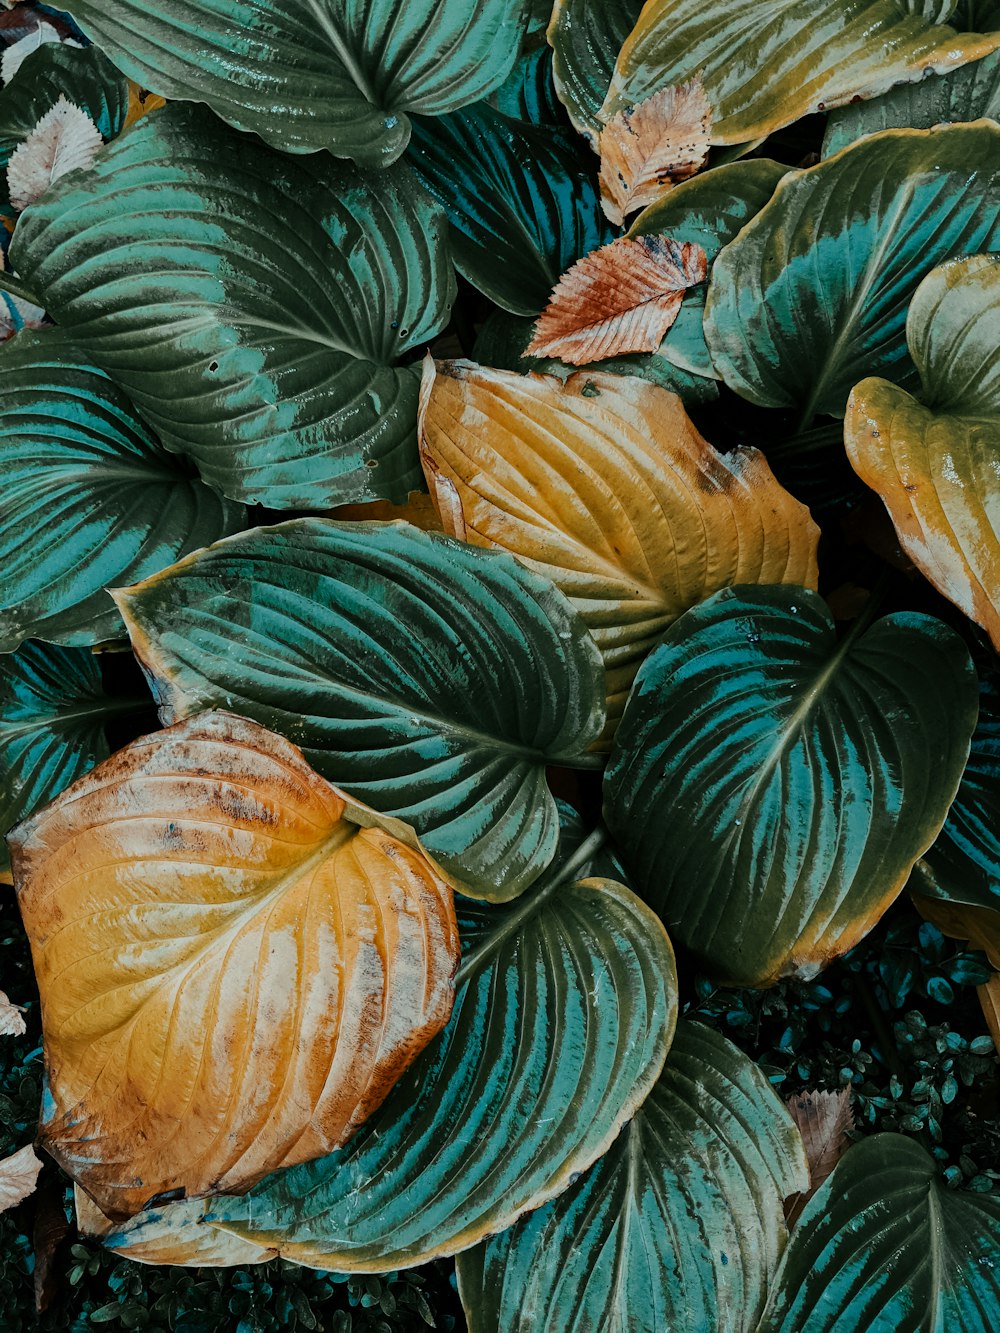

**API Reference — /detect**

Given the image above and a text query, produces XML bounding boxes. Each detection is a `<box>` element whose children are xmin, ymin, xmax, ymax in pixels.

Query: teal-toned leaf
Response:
<box><xmin>548</xmin><ymin>0</ymin><xmax>645</xmax><ymax>142</ymax></box>
<box><xmin>456</xmin><ymin>1021</ymin><xmax>808</xmax><ymax>1333</ymax></box>
<box><xmin>0</xmin><ymin>641</ymin><xmax>146</xmax><ymax>880</ymax></box>
<box><xmin>208</xmin><ymin>832</ymin><xmax>677</xmax><ymax>1270</ymax></box>
<box><xmin>60</xmin><ymin>0</ymin><xmax>528</xmax><ymax>166</ymax></box>
<box><xmin>823</xmin><ymin>50</ymin><xmax>1000</xmax><ymax>157</ymax></box>
<box><xmin>9</xmin><ymin>104</ymin><xmax>455</xmax><ymax>509</ymax></box>
<box><xmin>0</xmin><ymin>331</ymin><xmax>244</xmax><ymax>651</ymax></box>
<box><xmin>408</xmin><ymin>103</ymin><xmax>611</xmax><ymax>316</ymax></box>
<box><xmin>604</xmin><ymin>585</ymin><xmax>978</xmax><ymax>986</ymax></box>
<box><xmin>760</xmin><ymin>1134</ymin><xmax>1000</xmax><ymax>1331</ymax></box>
<box><xmin>74</xmin><ymin>1187</ymin><xmax>274</xmax><ymax>1268</ymax></box>
<box><xmin>704</xmin><ymin>122</ymin><xmax>1000</xmax><ymax>423</ymax></box>
<box><xmin>628</xmin><ymin>158</ymin><xmax>788</xmax><ymax>378</ymax></box>
<box><xmin>491</xmin><ymin>47</ymin><xmax>566</xmax><ymax>126</ymax></box>
<box><xmin>114</xmin><ymin>519</ymin><xmax>606</xmax><ymax>900</ymax></box>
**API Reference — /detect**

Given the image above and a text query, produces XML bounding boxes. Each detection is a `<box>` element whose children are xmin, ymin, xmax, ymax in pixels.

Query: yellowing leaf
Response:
<box><xmin>10</xmin><ymin>710</ymin><xmax>459</xmax><ymax>1220</ymax></box>
<box><xmin>74</xmin><ymin>1186</ymin><xmax>274</xmax><ymax>1267</ymax></box>
<box><xmin>122</xmin><ymin>83</ymin><xmax>167</xmax><ymax>129</ymax></box>
<box><xmin>0</xmin><ymin>1143</ymin><xmax>41</xmax><ymax>1214</ymax></box>
<box><xmin>327</xmin><ymin>492</ymin><xmax>443</xmax><ymax>532</ymax></box>
<box><xmin>418</xmin><ymin>359</ymin><xmax>819</xmax><ymax>732</ymax></box>
<box><xmin>598</xmin><ymin>79</ymin><xmax>711</xmax><ymax>226</ymax></box>
<box><xmin>0</xmin><ymin>989</ymin><xmax>25</xmax><ymax>1036</ymax></box>
<box><xmin>7</xmin><ymin>95</ymin><xmax>102</xmax><ymax>212</ymax></box>
<box><xmin>913</xmin><ymin>895</ymin><xmax>1000</xmax><ymax>970</ymax></box>
<box><xmin>525</xmin><ymin>235</ymin><xmax>706</xmax><ymax>365</ymax></box>
<box><xmin>978</xmin><ymin>975</ymin><xmax>1000</xmax><ymax>1057</ymax></box>
<box><xmin>784</xmin><ymin>1087</ymin><xmax>854</xmax><ymax>1225</ymax></box>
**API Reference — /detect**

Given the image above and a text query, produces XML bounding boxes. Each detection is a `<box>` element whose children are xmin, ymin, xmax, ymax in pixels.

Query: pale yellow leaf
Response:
<box><xmin>0</xmin><ymin>988</ymin><xmax>25</xmax><ymax>1036</ymax></box>
<box><xmin>0</xmin><ymin>1143</ymin><xmax>42</xmax><ymax>1214</ymax></box>
<box><xmin>75</xmin><ymin>1185</ymin><xmax>274</xmax><ymax>1267</ymax></box>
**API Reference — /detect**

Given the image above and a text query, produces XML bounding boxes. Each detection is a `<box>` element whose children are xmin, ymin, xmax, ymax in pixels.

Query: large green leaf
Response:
<box><xmin>603</xmin><ymin>585</ymin><xmax>977</xmax><ymax>986</ymax></box>
<box><xmin>407</xmin><ymin>103</ymin><xmax>610</xmax><ymax>316</ymax></box>
<box><xmin>602</xmin><ymin>0</ymin><xmax>1000</xmax><ymax>146</ymax></box>
<box><xmin>760</xmin><ymin>1134</ymin><xmax>1000</xmax><ymax>1331</ymax></box>
<box><xmin>60</xmin><ymin>0</ymin><xmax>528</xmax><ymax>166</ymax></box>
<box><xmin>115</xmin><ymin>519</ymin><xmax>606</xmax><ymax>900</ymax></box>
<box><xmin>547</xmin><ymin>0</ymin><xmax>645</xmax><ymax>142</ymax></box>
<box><xmin>0</xmin><ymin>641</ymin><xmax>147</xmax><ymax>880</ymax></box>
<box><xmin>9</xmin><ymin>104</ymin><xmax>455</xmax><ymax>510</ymax></box>
<box><xmin>207</xmin><ymin>828</ymin><xmax>677</xmax><ymax>1270</ymax></box>
<box><xmin>0</xmin><ymin>331</ymin><xmax>244</xmax><ymax>651</ymax></box>
<box><xmin>704</xmin><ymin>122</ymin><xmax>1000</xmax><ymax>423</ymax></box>
<box><xmin>491</xmin><ymin>48</ymin><xmax>566</xmax><ymax>126</ymax></box>
<box><xmin>456</xmin><ymin>1021</ymin><xmax>808</xmax><ymax>1333</ymax></box>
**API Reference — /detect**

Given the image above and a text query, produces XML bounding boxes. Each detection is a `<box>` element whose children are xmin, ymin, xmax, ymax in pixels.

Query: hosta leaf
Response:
<box><xmin>846</xmin><ymin>254</ymin><xmax>1000</xmax><ymax>648</ymax></box>
<box><xmin>704</xmin><ymin>122</ymin><xmax>1000</xmax><ymax>421</ymax></box>
<box><xmin>60</xmin><ymin>0</ymin><xmax>528</xmax><ymax>166</ymax></box>
<box><xmin>491</xmin><ymin>47</ymin><xmax>565</xmax><ymax>126</ymax></box>
<box><xmin>914</xmin><ymin>896</ymin><xmax>1000</xmax><ymax>969</ymax></box>
<box><xmin>604</xmin><ymin>585</ymin><xmax>977</xmax><ymax>986</ymax></box>
<box><xmin>9</xmin><ymin>104</ymin><xmax>455</xmax><ymax>509</ymax></box>
<box><xmin>407</xmin><ymin>103</ymin><xmax>611</xmax><ymax>316</ymax></box>
<box><xmin>760</xmin><ymin>1134</ymin><xmax>1000</xmax><ymax>1331</ymax></box>
<box><xmin>114</xmin><ymin>519</ymin><xmax>606</xmax><ymax>900</ymax></box>
<box><xmin>208</xmin><ymin>836</ymin><xmax>677</xmax><ymax>1269</ymax></box>
<box><xmin>548</xmin><ymin>0</ymin><xmax>645</xmax><ymax>143</ymax></box>
<box><xmin>74</xmin><ymin>1187</ymin><xmax>274</xmax><ymax>1268</ymax></box>
<box><xmin>9</xmin><ymin>710</ymin><xmax>459</xmax><ymax>1219</ymax></box>
<box><xmin>978</xmin><ymin>972</ymin><xmax>1000</xmax><ymax>1055</ymax></box>
<box><xmin>419</xmin><ymin>361</ymin><xmax>818</xmax><ymax>733</ymax></box>
<box><xmin>456</xmin><ymin>1021</ymin><xmax>808</xmax><ymax>1333</ymax></box>
<box><xmin>0</xmin><ymin>331</ymin><xmax>245</xmax><ymax>651</ymax></box>
<box><xmin>0</xmin><ymin>640</ymin><xmax>145</xmax><ymax>882</ymax></box>
<box><xmin>602</xmin><ymin>0</ymin><xmax>1000</xmax><ymax>147</ymax></box>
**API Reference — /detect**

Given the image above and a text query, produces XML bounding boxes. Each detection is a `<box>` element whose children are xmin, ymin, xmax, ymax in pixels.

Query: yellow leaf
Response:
<box><xmin>0</xmin><ymin>1143</ymin><xmax>41</xmax><ymax>1214</ymax></box>
<box><xmin>525</xmin><ymin>235</ymin><xmax>706</xmax><ymax>365</ymax></box>
<box><xmin>912</xmin><ymin>895</ymin><xmax>1000</xmax><ymax>970</ymax></box>
<box><xmin>123</xmin><ymin>83</ymin><xmax>167</xmax><ymax>129</ymax></box>
<box><xmin>977</xmin><ymin>975</ymin><xmax>1000</xmax><ymax>1056</ymax></box>
<box><xmin>10</xmin><ymin>710</ymin><xmax>459</xmax><ymax>1220</ymax></box>
<box><xmin>418</xmin><ymin>359</ymin><xmax>819</xmax><ymax>734</ymax></box>
<box><xmin>598</xmin><ymin>79</ymin><xmax>711</xmax><ymax>226</ymax></box>
<box><xmin>784</xmin><ymin>1087</ymin><xmax>854</xmax><ymax>1225</ymax></box>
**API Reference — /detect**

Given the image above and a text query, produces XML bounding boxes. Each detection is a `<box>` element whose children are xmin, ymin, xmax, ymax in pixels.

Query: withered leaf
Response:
<box><xmin>0</xmin><ymin>988</ymin><xmax>26</xmax><ymax>1036</ymax></box>
<box><xmin>978</xmin><ymin>975</ymin><xmax>1000</xmax><ymax>1057</ymax></box>
<box><xmin>0</xmin><ymin>1143</ymin><xmax>42</xmax><ymax>1214</ymax></box>
<box><xmin>525</xmin><ymin>234</ymin><xmax>706</xmax><ymax>366</ymax></box>
<box><xmin>784</xmin><ymin>1087</ymin><xmax>854</xmax><ymax>1225</ymax></box>
<box><xmin>7</xmin><ymin>96</ymin><xmax>102</xmax><ymax>212</ymax></box>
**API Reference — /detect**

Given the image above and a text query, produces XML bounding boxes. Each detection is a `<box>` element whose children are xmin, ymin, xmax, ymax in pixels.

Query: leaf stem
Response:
<box><xmin>562</xmin><ymin>751</ymin><xmax>608</xmax><ymax>771</ymax></box>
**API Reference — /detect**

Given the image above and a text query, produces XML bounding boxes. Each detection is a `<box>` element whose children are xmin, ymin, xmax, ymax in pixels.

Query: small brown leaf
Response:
<box><xmin>0</xmin><ymin>989</ymin><xmax>26</xmax><ymax>1036</ymax></box>
<box><xmin>0</xmin><ymin>1143</ymin><xmax>42</xmax><ymax>1214</ymax></box>
<box><xmin>525</xmin><ymin>235</ymin><xmax>706</xmax><ymax>366</ymax></box>
<box><xmin>599</xmin><ymin>79</ymin><xmax>711</xmax><ymax>227</ymax></box>
<box><xmin>33</xmin><ymin>1172</ymin><xmax>70</xmax><ymax>1312</ymax></box>
<box><xmin>784</xmin><ymin>1087</ymin><xmax>854</xmax><ymax>1225</ymax></box>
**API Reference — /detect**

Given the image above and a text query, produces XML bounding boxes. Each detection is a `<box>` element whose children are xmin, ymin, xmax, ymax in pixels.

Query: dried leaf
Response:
<box><xmin>978</xmin><ymin>975</ymin><xmax>1000</xmax><ymax>1057</ymax></box>
<box><xmin>0</xmin><ymin>988</ymin><xmax>25</xmax><ymax>1036</ymax></box>
<box><xmin>913</xmin><ymin>895</ymin><xmax>1000</xmax><ymax>970</ymax></box>
<box><xmin>75</xmin><ymin>1185</ymin><xmax>274</xmax><ymax>1267</ymax></box>
<box><xmin>0</xmin><ymin>1143</ymin><xmax>42</xmax><ymax>1214</ymax></box>
<box><xmin>33</xmin><ymin>1172</ymin><xmax>70</xmax><ymax>1312</ymax></box>
<box><xmin>599</xmin><ymin>79</ymin><xmax>711</xmax><ymax>226</ymax></box>
<box><xmin>7</xmin><ymin>95</ymin><xmax>103</xmax><ymax>212</ymax></box>
<box><xmin>525</xmin><ymin>234</ymin><xmax>706</xmax><ymax>365</ymax></box>
<box><xmin>327</xmin><ymin>491</ymin><xmax>443</xmax><ymax>532</ymax></box>
<box><xmin>784</xmin><ymin>1088</ymin><xmax>854</xmax><ymax>1225</ymax></box>
<box><xmin>123</xmin><ymin>83</ymin><xmax>167</xmax><ymax>130</ymax></box>
<box><xmin>0</xmin><ymin>21</ymin><xmax>78</xmax><ymax>84</ymax></box>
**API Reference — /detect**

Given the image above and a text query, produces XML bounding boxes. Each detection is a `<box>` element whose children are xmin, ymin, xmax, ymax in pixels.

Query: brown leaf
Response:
<box><xmin>33</xmin><ymin>1172</ymin><xmax>70</xmax><ymax>1312</ymax></box>
<box><xmin>913</xmin><ymin>896</ymin><xmax>1000</xmax><ymax>970</ymax></box>
<box><xmin>0</xmin><ymin>1143</ymin><xmax>42</xmax><ymax>1214</ymax></box>
<box><xmin>598</xmin><ymin>79</ymin><xmax>711</xmax><ymax>226</ymax></box>
<box><xmin>978</xmin><ymin>975</ymin><xmax>1000</xmax><ymax>1056</ymax></box>
<box><xmin>784</xmin><ymin>1087</ymin><xmax>854</xmax><ymax>1225</ymax></box>
<box><xmin>0</xmin><ymin>988</ymin><xmax>26</xmax><ymax>1036</ymax></box>
<box><xmin>525</xmin><ymin>234</ymin><xmax>706</xmax><ymax>366</ymax></box>
<box><xmin>327</xmin><ymin>491</ymin><xmax>443</xmax><ymax>532</ymax></box>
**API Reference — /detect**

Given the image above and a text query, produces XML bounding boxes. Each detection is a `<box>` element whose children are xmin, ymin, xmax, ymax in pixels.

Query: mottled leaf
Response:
<box><xmin>548</xmin><ymin>0</ymin><xmax>645</xmax><ymax>143</ymax></box>
<box><xmin>784</xmin><ymin>1087</ymin><xmax>854</xmax><ymax>1225</ymax></box>
<box><xmin>74</xmin><ymin>1187</ymin><xmax>274</xmax><ymax>1268</ymax></box>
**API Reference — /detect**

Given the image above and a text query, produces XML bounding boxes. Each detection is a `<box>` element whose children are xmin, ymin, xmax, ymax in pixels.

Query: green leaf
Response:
<box><xmin>0</xmin><ymin>641</ymin><xmax>145</xmax><ymax>880</ymax></box>
<box><xmin>0</xmin><ymin>331</ymin><xmax>245</xmax><ymax>651</ymax></box>
<box><xmin>60</xmin><ymin>0</ymin><xmax>528</xmax><ymax>166</ymax></box>
<box><xmin>823</xmin><ymin>50</ymin><xmax>1000</xmax><ymax>157</ymax></box>
<box><xmin>760</xmin><ymin>1134</ymin><xmax>1000</xmax><ymax>1331</ymax></box>
<box><xmin>603</xmin><ymin>585</ymin><xmax>978</xmax><ymax>986</ymax></box>
<box><xmin>491</xmin><ymin>47</ymin><xmax>566</xmax><ymax>126</ymax></box>
<box><xmin>704</xmin><ymin>122</ymin><xmax>1000</xmax><ymax>423</ymax></box>
<box><xmin>602</xmin><ymin>0</ymin><xmax>1000</xmax><ymax>147</ymax></box>
<box><xmin>407</xmin><ymin>103</ymin><xmax>611</xmax><ymax>316</ymax></box>
<box><xmin>207</xmin><ymin>829</ymin><xmax>677</xmax><ymax>1270</ymax></box>
<box><xmin>9</xmin><ymin>103</ymin><xmax>455</xmax><ymax>510</ymax></box>
<box><xmin>114</xmin><ymin>518</ymin><xmax>606</xmax><ymax>900</ymax></box>
<box><xmin>548</xmin><ymin>0</ymin><xmax>645</xmax><ymax>142</ymax></box>
<box><xmin>628</xmin><ymin>158</ymin><xmax>789</xmax><ymax>378</ymax></box>
<box><xmin>456</xmin><ymin>1021</ymin><xmax>808</xmax><ymax>1333</ymax></box>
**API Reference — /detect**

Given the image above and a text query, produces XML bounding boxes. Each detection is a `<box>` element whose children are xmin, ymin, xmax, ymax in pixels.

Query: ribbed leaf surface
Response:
<box><xmin>548</xmin><ymin>0</ymin><xmax>645</xmax><ymax>141</ymax></box>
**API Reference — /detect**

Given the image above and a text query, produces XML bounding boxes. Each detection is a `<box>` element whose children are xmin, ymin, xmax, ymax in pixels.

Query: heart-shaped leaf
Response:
<box><xmin>846</xmin><ymin>254</ymin><xmax>1000</xmax><ymax>648</ymax></box>
<box><xmin>419</xmin><ymin>361</ymin><xmax>819</xmax><ymax>733</ymax></box>
<box><xmin>74</xmin><ymin>1187</ymin><xmax>274</xmax><ymax>1268</ymax></box>
<box><xmin>602</xmin><ymin>0</ymin><xmax>1000</xmax><ymax>147</ymax></box>
<box><xmin>760</xmin><ymin>1134</ymin><xmax>1000</xmax><ymax>1331</ymax></box>
<box><xmin>491</xmin><ymin>47</ymin><xmax>566</xmax><ymax>126</ymax></box>
<box><xmin>456</xmin><ymin>1020</ymin><xmax>808</xmax><ymax>1333</ymax></box>
<box><xmin>604</xmin><ymin>586</ymin><xmax>978</xmax><ymax>985</ymax></box>
<box><xmin>114</xmin><ymin>519</ymin><xmax>606</xmax><ymax>900</ymax></box>
<box><xmin>0</xmin><ymin>331</ymin><xmax>245</xmax><ymax>651</ymax></box>
<box><xmin>548</xmin><ymin>0</ymin><xmax>645</xmax><ymax>142</ymax></box>
<box><xmin>407</xmin><ymin>103</ymin><xmax>611</xmax><ymax>316</ymax></box>
<box><xmin>704</xmin><ymin>122</ymin><xmax>1000</xmax><ymax>422</ymax></box>
<box><xmin>9</xmin><ymin>104</ymin><xmax>455</xmax><ymax>509</ymax></box>
<box><xmin>1</xmin><ymin>640</ymin><xmax>147</xmax><ymax>882</ymax></box>
<box><xmin>9</xmin><ymin>710</ymin><xmax>459</xmax><ymax>1219</ymax></box>
<box><xmin>60</xmin><ymin>0</ymin><xmax>527</xmax><ymax>165</ymax></box>
<box><xmin>207</xmin><ymin>828</ymin><xmax>677</xmax><ymax>1270</ymax></box>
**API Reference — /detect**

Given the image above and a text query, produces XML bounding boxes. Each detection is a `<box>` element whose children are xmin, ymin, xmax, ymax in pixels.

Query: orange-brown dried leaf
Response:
<box><xmin>0</xmin><ymin>1143</ymin><xmax>41</xmax><ymax>1214</ymax></box>
<box><xmin>784</xmin><ymin>1087</ymin><xmax>854</xmax><ymax>1225</ymax></box>
<box><xmin>327</xmin><ymin>492</ymin><xmax>443</xmax><ymax>532</ymax></box>
<box><xmin>978</xmin><ymin>974</ymin><xmax>1000</xmax><ymax>1057</ymax></box>
<box><xmin>123</xmin><ymin>84</ymin><xmax>167</xmax><ymax>129</ymax></box>
<box><xmin>10</xmin><ymin>710</ymin><xmax>459</xmax><ymax>1220</ymax></box>
<box><xmin>598</xmin><ymin>79</ymin><xmax>711</xmax><ymax>226</ymax></box>
<box><xmin>525</xmin><ymin>235</ymin><xmax>705</xmax><ymax>366</ymax></box>
<box><xmin>912</xmin><ymin>895</ymin><xmax>1000</xmax><ymax>970</ymax></box>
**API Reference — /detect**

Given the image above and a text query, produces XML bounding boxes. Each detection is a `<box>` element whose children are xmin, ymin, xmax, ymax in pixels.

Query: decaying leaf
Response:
<box><xmin>33</xmin><ymin>1172</ymin><xmax>71</xmax><ymax>1312</ymax></box>
<box><xmin>0</xmin><ymin>988</ymin><xmax>25</xmax><ymax>1036</ymax></box>
<box><xmin>327</xmin><ymin>492</ymin><xmax>443</xmax><ymax>532</ymax></box>
<box><xmin>7</xmin><ymin>95</ymin><xmax>102</xmax><ymax>211</ymax></box>
<box><xmin>10</xmin><ymin>710</ymin><xmax>459</xmax><ymax>1219</ymax></box>
<box><xmin>784</xmin><ymin>1087</ymin><xmax>854</xmax><ymax>1225</ymax></box>
<box><xmin>122</xmin><ymin>83</ymin><xmax>167</xmax><ymax>130</ymax></box>
<box><xmin>75</xmin><ymin>1185</ymin><xmax>274</xmax><ymax>1267</ymax></box>
<box><xmin>1</xmin><ymin>21</ymin><xmax>78</xmax><ymax>85</ymax></box>
<box><xmin>912</xmin><ymin>895</ymin><xmax>1000</xmax><ymax>970</ymax></box>
<box><xmin>0</xmin><ymin>1143</ymin><xmax>42</xmax><ymax>1214</ymax></box>
<box><xmin>525</xmin><ymin>235</ymin><xmax>706</xmax><ymax>365</ymax></box>
<box><xmin>599</xmin><ymin>79</ymin><xmax>711</xmax><ymax>226</ymax></box>
<box><xmin>978</xmin><ymin>975</ymin><xmax>1000</xmax><ymax>1057</ymax></box>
